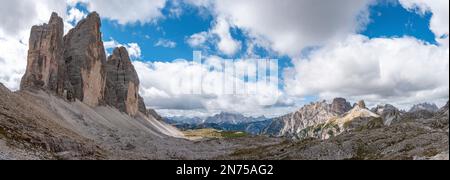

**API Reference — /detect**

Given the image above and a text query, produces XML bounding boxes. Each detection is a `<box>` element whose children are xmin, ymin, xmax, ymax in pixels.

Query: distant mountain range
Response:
<box><xmin>165</xmin><ymin>112</ymin><xmax>270</xmax><ymax>134</ymax></box>
<box><xmin>409</xmin><ymin>103</ymin><xmax>439</xmax><ymax>113</ymax></box>
<box><xmin>1</xmin><ymin>12</ymin><xmax>448</xmax><ymax>160</ymax></box>
<box><xmin>166</xmin><ymin>99</ymin><xmax>448</xmax><ymax>141</ymax></box>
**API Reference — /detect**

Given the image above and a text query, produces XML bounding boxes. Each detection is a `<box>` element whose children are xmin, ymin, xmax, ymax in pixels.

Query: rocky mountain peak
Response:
<box><xmin>409</xmin><ymin>103</ymin><xmax>439</xmax><ymax>113</ymax></box>
<box><xmin>19</xmin><ymin>12</ymin><xmax>155</xmax><ymax>118</ymax></box>
<box><xmin>372</xmin><ymin>104</ymin><xmax>402</xmax><ymax>126</ymax></box>
<box><xmin>436</xmin><ymin>101</ymin><xmax>449</xmax><ymax>118</ymax></box>
<box><xmin>331</xmin><ymin>98</ymin><xmax>352</xmax><ymax>115</ymax></box>
<box><xmin>356</xmin><ymin>100</ymin><xmax>366</xmax><ymax>109</ymax></box>
<box><xmin>104</xmin><ymin>47</ymin><xmax>141</xmax><ymax>116</ymax></box>
<box><xmin>20</xmin><ymin>12</ymin><xmax>64</xmax><ymax>95</ymax></box>
<box><xmin>205</xmin><ymin>112</ymin><xmax>265</xmax><ymax>124</ymax></box>
<box><xmin>63</xmin><ymin>12</ymin><xmax>106</xmax><ymax>107</ymax></box>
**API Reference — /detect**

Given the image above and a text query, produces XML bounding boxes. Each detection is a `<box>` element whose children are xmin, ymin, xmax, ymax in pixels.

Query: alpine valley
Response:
<box><xmin>1</xmin><ymin>12</ymin><xmax>448</xmax><ymax>160</ymax></box>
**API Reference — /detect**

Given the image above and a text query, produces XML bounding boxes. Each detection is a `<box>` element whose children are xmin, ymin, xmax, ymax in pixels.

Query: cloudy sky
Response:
<box><xmin>0</xmin><ymin>0</ymin><xmax>448</xmax><ymax>117</ymax></box>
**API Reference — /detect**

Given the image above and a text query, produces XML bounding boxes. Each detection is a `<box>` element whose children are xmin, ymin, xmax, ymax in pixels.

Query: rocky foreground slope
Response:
<box><xmin>1</xmin><ymin>83</ymin><xmax>284</xmax><ymax>160</ymax></box>
<box><xmin>223</xmin><ymin>102</ymin><xmax>449</xmax><ymax>160</ymax></box>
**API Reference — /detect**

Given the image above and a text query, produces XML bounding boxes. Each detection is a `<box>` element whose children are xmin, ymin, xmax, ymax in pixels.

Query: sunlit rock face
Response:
<box><xmin>263</xmin><ymin>98</ymin><xmax>351</xmax><ymax>137</ymax></box>
<box><xmin>63</xmin><ymin>12</ymin><xmax>107</xmax><ymax>107</ymax></box>
<box><xmin>20</xmin><ymin>13</ymin><xmax>65</xmax><ymax>96</ymax></box>
<box><xmin>20</xmin><ymin>11</ymin><xmax>159</xmax><ymax>118</ymax></box>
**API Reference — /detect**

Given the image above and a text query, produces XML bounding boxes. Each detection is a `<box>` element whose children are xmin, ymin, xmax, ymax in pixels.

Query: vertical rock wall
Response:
<box><xmin>20</xmin><ymin>12</ymin><xmax>156</xmax><ymax>118</ymax></box>
<box><xmin>63</xmin><ymin>12</ymin><xmax>106</xmax><ymax>107</ymax></box>
<box><xmin>104</xmin><ymin>47</ymin><xmax>140</xmax><ymax>116</ymax></box>
<box><xmin>20</xmin><ymin>13</ymin><xmax>64</xmax><ymax>96</ymax></box>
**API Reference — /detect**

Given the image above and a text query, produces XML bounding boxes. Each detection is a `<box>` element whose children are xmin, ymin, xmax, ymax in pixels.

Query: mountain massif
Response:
<box><xmin>1</xmin><ymin>12</ymin><xmax>448</xmax><ymax>160</ymax></box>
<box><xmin>20</xmin><ymin>12</ymin><xmax>149</xmax><ymax>117</ymax></box>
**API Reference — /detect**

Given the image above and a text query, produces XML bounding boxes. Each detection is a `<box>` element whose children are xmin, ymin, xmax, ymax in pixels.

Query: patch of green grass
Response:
<box><xmin>220</xmin><ymin>131</ymin><xmax>249</xmax><ymax>139</ymax></box>
<box><xmin>183</xmin><ymin>129</ymin><xmax>249</xmax><ymax>140</ymax></box>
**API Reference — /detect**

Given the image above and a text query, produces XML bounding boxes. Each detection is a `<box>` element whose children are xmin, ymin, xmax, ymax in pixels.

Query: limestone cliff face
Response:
<box><xmin>20</xmin><ymin>12</ymin><xmax>159</xmax><ymax>119</ymax></box>
<box><xmin>20</xmin><ymin>13</ymin><xmax>65</xmax><ymax>95</ymax></box>
<box><xmin>372</xmin><ymin>104</ymin><xmax>402</xmax><ymax>126</ymax></box>
<box><xmin>263</xmin><ymin>98</ymin><xmax>350</xmax><ymax>137</ymax></box>
<box><xmin>104</xmin><ymin>47</ymin><xmax>140</xmax><ymax>116</ymax></box>
<box><xmin>63</xmin><ymin>12</ymin><xmax>106</xmax><ymax>107</ymax></box>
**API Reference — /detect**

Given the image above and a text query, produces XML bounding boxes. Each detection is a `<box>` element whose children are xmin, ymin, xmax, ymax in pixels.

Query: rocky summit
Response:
<box><xmin>64</xmin><ymin>12</ymin><xmax>107</xmax><ymax>107</ymax></box>
<box><xmin>20</xmin><ymin>13</ymin><xmax>65</xmax><ymax>96</ymax></box>
<box><xmin>104</xmin><ymin>47</ymin><xmax>141</xmax><ymax>116</ymax></box>
<box><xmin>19</xmin><ymin>12</ymin><xmax>150</xmax><ymax>116</ymax></box>
<box><xmin>262</xmin><ymin>98</ymin><xmax>353</xmax><ymax>138</ymax></box>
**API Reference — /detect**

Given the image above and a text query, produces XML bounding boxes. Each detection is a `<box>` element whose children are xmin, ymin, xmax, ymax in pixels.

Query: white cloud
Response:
<box><xmin>74</xmin><ymin>0</ymin><xmax>167</xmax><ymax>25</ymax></box>
<box><xmin>0</xmin><ymin>0</ymin><xmax>67</xmax><ymax>38</ymax></box>
<box><xmin>185</xmin><ymin>18</ymin><xmax>242</xmax><ymax>56</ymax></box>
<box><xmin>155</xmin><ymin>38</ymin><xmax>177</xmax><ymax>48</ymax></box>
<box><xmin>285</xmin><ymin>35</ymin><xmax>449</xmax><ymax>108</ymax></box>
<box><xmin>125</xmin><ymin>43</ymin><xmax>142</xmax><ymax>59</ymax></box>
<box><xmin>187</xmin><ymin>0</ymin><xmax>373</xmax><ymax>58</ymax></box>
<box><xmin>67</xmin><ymin>7</ymin><xmax>87</xmax><ymax>24</ymax></box>
<box><xmin>133</xmin><ymin>56</ymin><xmax>286</xmax><ymax>117</ymax></box>
<box><xmin>399</xmin><ymin>0</ymin><xmax>449</xmax><ymax>46</ymax></box>
<box><xmin>104</xmin><ymin>39</ymin><xmax>142</xmax><ymax>59</ymax></box>
<box><xmin>186</xmin><ymin>31</ymin><xmax>209</xmax><ymax>48</ymax></box>
<box><xmin>0</xmin><ymin>0</ymin><xmax>69</xmax><ymax>91</ymax></box>
<box><xmin>211</xmin><ymin>17</ymin><xmax>241</xmax><ymax>56</ymax></box>
<box><xmin>0</xmin><ymin>36</ymin><xmax>28</xmax><ymax>91</ymax></box>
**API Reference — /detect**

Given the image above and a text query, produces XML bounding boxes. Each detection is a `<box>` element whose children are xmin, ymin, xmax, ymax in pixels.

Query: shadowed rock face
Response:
<box><xmin>409</xmin><ymin>103</ymin><xmax>439</xmax><ymax>113</ymax></box>
<box><xmin>263</xmin><ymin>100</ymin><xmax>340</xmax><ymax>137</ymax></box>
<box><xmin>63</xmin><ymin>12</ymin><xmax>106</xmax><ymax>107</ymax></box>
<box><xmin>19</xmin><ymin>12</ymin><xmax>160</xmax><ymax>118</ymax></box>
<box><xmin>331</xmin><ymin>98</ymin><xmax>352</xmax><ymax>115</ymax></box>
<box><xmin>20</xmin><ymin>13</ymin><xmax>65</xmax><ymax>95</ymax></box>
<box><xmin>104</xmin><ymin>47</ymin><xmax>140</xmax><ymax>116</ymax></box>
<box><xmin>372</xmin><ymin>104</ymin><xmax>402</xmax><ymax>126</ymax></box>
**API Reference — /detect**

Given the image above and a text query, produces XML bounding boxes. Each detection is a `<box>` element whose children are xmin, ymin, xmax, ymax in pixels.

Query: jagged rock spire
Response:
<box><xmin>104</xmin><ymin>47</ymin><xmax>140</xmax><ymax>116</ymax></box>
<box><xmin>63</xmin><ymin>11</ymin><xmax>107</xmax><ymax>107</ymax></box>
<box><xmin>356</xmin><ymin>100</ymin><xmax>366</xmax><ymax>109</ymax></box>
<box><xmin>20</xmin><ymin>12</ymin><xmax>64</xmax><ymax>95</ymax></box>
<box><xmin>20</xmin><ymin>11</ymin><xmax>155</xmax><ymax>118</ymax></box>
<box><xmin>331</xmin><ymin>98</ymin><xmax>352</xmax><ymax>115</ymax></box>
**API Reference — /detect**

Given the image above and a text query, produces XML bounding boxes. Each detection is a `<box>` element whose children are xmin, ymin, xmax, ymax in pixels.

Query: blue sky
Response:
<box><xmin>82</xmin><ymin>1</ymin><xmax>438</xmax><ymax>65</ymax></box>
<box><xmin>363</xmin><ymin>0</ymin><xmax>436</xmax><ymax>44</ymax></box>
<box><xmin>64</xmin><ymin>0</ymin><xmax>449</xmax><ymax>116</ymax></box>
<box><xmin>0</xmin><ymin>0</ymin><xmax>448</xmax><ymax>117</ymax></box>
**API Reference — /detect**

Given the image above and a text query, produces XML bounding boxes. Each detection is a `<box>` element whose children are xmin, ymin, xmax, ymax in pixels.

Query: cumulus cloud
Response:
<box><xmin>211</xmin><ymin>17</ymin><xmax>242</xmax><ymax>56</ymax></box>
<box><xmin>0</xmin><ymin>36</ymin><xmax>28</xmax><ymax>91</ymax></box>
<box><xmin>185</xmin><ymin>18</ymin><xmax>242</xmax><ymax>56</ymax></box>
<box><xmin>0</xmin><ymin>0</ymin><xmax>69</xmax><ymax>90</ymax></box>
<box><xmin>67</xmin><ymin>7</ymin><xmax>87</xmax><ymax>24</ymax></box>
<box><xmin>104</xmin><ymin>39</ymin><xmax>142</xmax><ymax>59</ymax></box>
<box><xmin>73</xmin><ymin>0</ymin><xmax>167</xmax><ymax>25</ymax></box>
<box><xmin>133</xmin><ymin>55</ymin><xmax>285</xmax><ymax>116</ymax></box>
<box><xmin>154</xmin><ymin>38</ymin><xmax>177</xmax><ymax>48</ymax></box>
<box><xmin>399</xmin><ymin>0</ymin><xmax>449</xmax><ymax>46</ymax></box>
<box><xmin>0</xmin><ymin>0</ymin><xmax>67</xmax><ymax>37</ymax></box>
<box><xmin>187</xmin><ymin>0</ymin><xmax>373</xmax><ymax>58</ymax></box>
<box><xmin>186</xmin><ymin>31</ymin><xmax>209</xmax><ymax>48</ymax></box>
<box><xmin>285</xmin><ymin>35</ymin><xmax>449</xmax><ymax>108</ymax></box>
